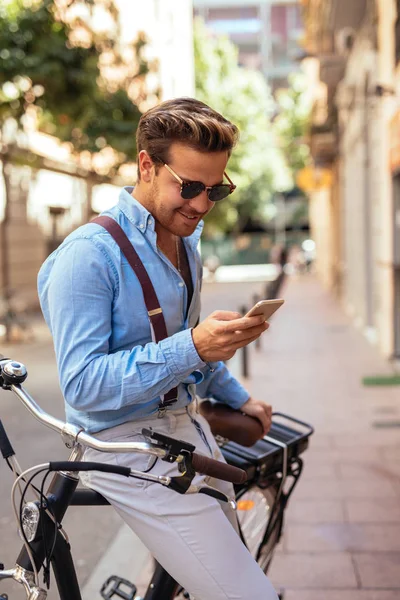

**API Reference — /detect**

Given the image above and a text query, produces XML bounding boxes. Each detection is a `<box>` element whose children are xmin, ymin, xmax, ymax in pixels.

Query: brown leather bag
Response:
<box><xmin>199</xmin><ymin>400</ymin><xmax>264</xmax><ymax>447</ymax></box>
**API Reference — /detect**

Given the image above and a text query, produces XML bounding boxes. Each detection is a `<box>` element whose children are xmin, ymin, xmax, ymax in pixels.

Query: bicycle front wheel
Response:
<box><xmin>236</xmin><ymin>484</ymin><xmax>282</xmax><ymax>573</ymax></box>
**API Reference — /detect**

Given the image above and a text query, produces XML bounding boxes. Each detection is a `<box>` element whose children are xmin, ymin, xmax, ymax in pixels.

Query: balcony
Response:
<box><xmin>303</xmin><ymin>0</ymin><xmax>367</xmax><ymax>56</ymax></box>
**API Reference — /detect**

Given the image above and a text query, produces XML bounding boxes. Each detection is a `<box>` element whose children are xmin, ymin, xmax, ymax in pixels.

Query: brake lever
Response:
<box><xmin>198</xmin><ymin>486</ymin><xmax>237</xmax><ymax>509</ymax></box>
<box><xmin>167</xmin><ymin>450</ymin><xmax>197</xmax><ymax>494</ymax></box>
<box><xmin>141</xmin><ymin>427</ymin><xmax>195</xmax><ymax>463</ymax></box>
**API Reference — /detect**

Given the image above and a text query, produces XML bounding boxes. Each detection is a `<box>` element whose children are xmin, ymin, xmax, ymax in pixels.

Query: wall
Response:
<box><xmin>0</xmin><ymin>164</ymin><xmax>46</xmax><ymax>311</ymax></box>
<box><xmin>336</xmin><ymin>0</ymin><xmax>397</xmax><ymax>357</ymax></box>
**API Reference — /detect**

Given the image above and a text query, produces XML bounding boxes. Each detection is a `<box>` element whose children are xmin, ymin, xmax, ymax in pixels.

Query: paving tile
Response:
<box><xmin>301</xmin><ymin>449</ymin><xmax>341</xmax><ymax>467</ymax></box>
<box><xmin>294</xmin><ymin>477</ymin><xmax>397</xmax><ymax>500</ymax></box>
<box><xmin>286</xmin><ymin>524</ymin><xmax>400</xmax><ymax>552</ymax></box>
<box><xmin>268</xmin><ymin>552</ymin><xmax>358</xmax><ymax>589</ymax></box>
<box><xmin>284</xmin><ymin>591</ymin><xmax>400</xmax><ymax>600</ymax></box>
<box><xmin>301</xmin><ymin>463</ymin><xmax>338</xmax><ymax>479</ymax></box>
<box><xmin>338</xmin><ymin>462</ymin><xmax>398</xmax><ymax>481</ymax></box>
<box><xmin>333</xmin><ymin>431</ymin><xmax>400</xmax><ymax>449</ymax></box>
<box><xmin>380</xmin><ymin>448</ymin><xmax>400</xmax><ymax>462</ymax></box>
<box><xmin>354</xmin><ymin>553</ymin><xmax>400</xmax><ymax>587</ymax></box>
<box><xmin>286</xmin><ymin>499</ymin><xmax>346</xmax><ymax>523</ymax></box>
<box><xmin>305</xmin><ymin>433</ymin><xmax>336</xmax><ymax>449</ymax></box>
<box><xmin>384</xmin><ymin>461</ymin><xmax>400</xmax><ymax>477</ymax></box>
<box><xmin>305</xmin><ymin>447</ymin><xmax>383</xmax><ymax>464</ymax></box>
<box><xmin>344</xmin><ymin>498</ymin><xmax>400</xmax><ymax>523</ymax></box>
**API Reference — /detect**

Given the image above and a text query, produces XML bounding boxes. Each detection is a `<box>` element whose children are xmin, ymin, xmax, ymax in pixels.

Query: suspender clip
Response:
<box><xmin>157</xmin><ymin>406</ymin><xmax>168</xmax><ymax>418</ymax></box>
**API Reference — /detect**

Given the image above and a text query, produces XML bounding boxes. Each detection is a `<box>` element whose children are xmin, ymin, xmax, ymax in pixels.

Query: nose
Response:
<box><xmin>186</xmin><ymin>190</ymin><xmax>214</xmax><ymax>214</ymax></box>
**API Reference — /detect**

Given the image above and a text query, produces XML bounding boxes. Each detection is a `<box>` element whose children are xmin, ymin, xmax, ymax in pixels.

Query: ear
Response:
<box><xmin>138</xmin><ymin>150</ymin><xmax>155</xmax><ymax>183</ymax></box>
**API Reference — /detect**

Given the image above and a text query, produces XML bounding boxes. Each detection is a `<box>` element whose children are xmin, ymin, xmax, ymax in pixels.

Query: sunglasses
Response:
<box><xmin>160</xmin><ymin>162</ymin><xmax>236</xmax><ymax>202</ymax></box>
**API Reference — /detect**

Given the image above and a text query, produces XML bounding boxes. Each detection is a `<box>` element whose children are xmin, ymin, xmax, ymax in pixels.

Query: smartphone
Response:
<box><xmin>245</xmin><ymin>298</ymin><xmax>285</xmax><ymax>321</ymax></box>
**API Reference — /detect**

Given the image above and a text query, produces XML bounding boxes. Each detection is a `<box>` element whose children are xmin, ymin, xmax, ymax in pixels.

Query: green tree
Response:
<box><xmin>0</xmin><ymin>0</ymin><xmax>156</xmax><ymax>337</ymax></box>
<box><xmin>273</xmin><ymin>73</ymin><xmax>311</xmax><ymax>176</ymax></box>
<box><xmin>0</xmin><ymin>0</ymin><xmax>154</xmax><ymax>167</ymax></box>
<box><xmin>193</xmin><ymin>18</ymin><xmax>291</xmax><ymax>235</ymax></box>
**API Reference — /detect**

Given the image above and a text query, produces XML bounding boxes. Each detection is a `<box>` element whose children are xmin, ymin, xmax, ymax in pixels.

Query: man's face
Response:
<box><xmin>140</xmin><ymin>142</ymin><xmax>229</xmax><ymax>238</ymax></box>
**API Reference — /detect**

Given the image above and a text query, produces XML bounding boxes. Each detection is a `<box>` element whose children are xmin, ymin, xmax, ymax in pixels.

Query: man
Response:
<box><xmin>38</xmin><ymin>97</ymin><xmax>278</xmax><ymax>599</ymax></box>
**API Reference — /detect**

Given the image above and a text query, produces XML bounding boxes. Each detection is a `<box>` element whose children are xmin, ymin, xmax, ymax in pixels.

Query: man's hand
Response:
<box><xmin>192</xmin><ymin>310</ymin><xmax>269</xmax><ymax>363</ymax></box>
<box><xmin>241</xmin><ymin>397</ymin><xmax>272</xmax><ymax>435</ymax></box>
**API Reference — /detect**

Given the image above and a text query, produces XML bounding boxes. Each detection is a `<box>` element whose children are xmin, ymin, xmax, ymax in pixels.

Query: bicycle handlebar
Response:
<box><xmin>0</xmin><ymin>359</ymin><xmax>247</xmax><ymax>485</ymax></box>
<box><xmin>48</xmin><ymin>458</ymin><xmax>247</xmax><ymax>485</ymax></box>
<box><xmin>192</xmin><ymin>453</ymin><xmax>246</xmax><ymax>483</ymax></box>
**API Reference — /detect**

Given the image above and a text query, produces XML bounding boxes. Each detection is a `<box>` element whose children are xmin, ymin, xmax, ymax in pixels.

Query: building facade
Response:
<box><xmin>302</xmin><ymin>0</ymin><xmax>400</xmax><ymax>360</ymax></box>
<box><xmin>193</xmin><ymin>0</ymin><xmax>304</xmax><ymax>91</ymax></box>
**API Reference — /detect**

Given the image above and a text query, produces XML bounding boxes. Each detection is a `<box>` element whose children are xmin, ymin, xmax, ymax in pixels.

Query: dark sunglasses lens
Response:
<box><xmin>181</xmin><ymin>181</ymin><xmax>205</xmax><ymax>200</ymax></box>
<box><xmin>208</xmin><ymin>185</ymin><xmax>231</xmax><ymax>202</ymax></box>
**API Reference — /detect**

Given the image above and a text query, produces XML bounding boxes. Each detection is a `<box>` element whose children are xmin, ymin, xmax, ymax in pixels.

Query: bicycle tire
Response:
<box><xmin>236</xmin><ymin>484</ymin><xmax>282</xmax><ymax>574</ymax></box>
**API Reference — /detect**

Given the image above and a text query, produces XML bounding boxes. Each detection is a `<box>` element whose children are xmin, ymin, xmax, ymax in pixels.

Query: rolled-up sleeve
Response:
<box><xmin>196</xmin><ymin>361</ymin><xmax>250</xmax><ymax>409</ymax></box>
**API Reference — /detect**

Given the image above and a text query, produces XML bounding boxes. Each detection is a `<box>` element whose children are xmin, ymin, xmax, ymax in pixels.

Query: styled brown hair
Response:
<box><xmin>136</xmin><ymin>97</ymin><xmax>239</xmax><ymax>180</ymax></box>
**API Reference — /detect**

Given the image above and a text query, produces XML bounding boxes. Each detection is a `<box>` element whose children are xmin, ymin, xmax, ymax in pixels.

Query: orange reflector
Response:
<box><xmin>237</xmin><ymin>500</ymin><xmax>255</xmax><ymax>511</ymax></box>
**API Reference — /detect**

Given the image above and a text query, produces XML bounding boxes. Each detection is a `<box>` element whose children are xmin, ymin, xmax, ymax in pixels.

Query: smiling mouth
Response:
<box><xmin>178</xmin><ymin>211</ymin><xmax>201</xmax><ymax>221</ymax></box>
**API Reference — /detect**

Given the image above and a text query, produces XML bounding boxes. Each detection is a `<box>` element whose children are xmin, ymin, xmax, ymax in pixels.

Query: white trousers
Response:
<box><xmin>81</xmin><ymin>404</ymin><xmax>279</xmax><ymax>600</ymax></box>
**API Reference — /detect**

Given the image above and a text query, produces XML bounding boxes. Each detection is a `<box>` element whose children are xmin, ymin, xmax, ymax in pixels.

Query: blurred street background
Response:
<box><xmin>1</xmin><ymin>0</ymin><xmax>400</xmax><ymax>598</ymax></box>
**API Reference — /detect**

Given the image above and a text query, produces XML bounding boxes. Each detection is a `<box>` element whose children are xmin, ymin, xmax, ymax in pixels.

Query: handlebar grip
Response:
<box><xmin>49</xmin><ymin>461</ymin><xmax>131</xmax><ymax>477</ymax></box>
<box><xmin>0</xmin><ymin>419</ymin><xmax>15</xmax><ymax>458</ymax></box>
<box><xmin>192</xmin><ymin>453</ymin><xmax>247</xmax><ymax>484</ymax></box>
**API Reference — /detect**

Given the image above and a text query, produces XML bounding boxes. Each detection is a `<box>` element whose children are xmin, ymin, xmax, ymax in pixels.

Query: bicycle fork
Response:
<box><xmin>0</xmin><ymin>446</ymin><xmax>84</xmax><ymax>600</ymax></box>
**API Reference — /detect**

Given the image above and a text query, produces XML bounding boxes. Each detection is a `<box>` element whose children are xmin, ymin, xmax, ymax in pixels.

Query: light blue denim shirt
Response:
<box><xmin>38</xmin><ymin>187</ymin><xmax>250</xmax><ymax>433</ymax></box>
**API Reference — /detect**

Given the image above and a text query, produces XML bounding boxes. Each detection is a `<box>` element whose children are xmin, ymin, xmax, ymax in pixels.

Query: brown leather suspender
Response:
<box><xmin>92</xmin><ymin>216</ymin><xmax>178</xmax><ymax>413</ymax></box>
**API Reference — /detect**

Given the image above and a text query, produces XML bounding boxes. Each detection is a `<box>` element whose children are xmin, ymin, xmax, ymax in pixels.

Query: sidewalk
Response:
<box><xmin>241</xmin><ymin>274</ymin><xmax>400</xmax><ymax>600</ymax></box>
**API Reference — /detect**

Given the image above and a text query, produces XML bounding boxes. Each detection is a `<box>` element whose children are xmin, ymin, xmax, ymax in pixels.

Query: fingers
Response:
<box><xmin>211</xmin><ymin>310</ymin><xmax>242</xmax><ymax>321</ymax></box>
<box><xmin>247</xmin><ymin>405</ymin><xmax>269</xmax><ymax>434</ymax></box>
<box><xmin>222</xmin><ymin>314</ymin><xmax>266</xmax><ymax>333</ymax></box>
<box><xmin>257</xmin><ymin>404</ymin><xmax>272</xmax><ymax>435</ymax></box>
<box><xmin>250</xmin><ymin>402</ymin><xmax>272</xmax><ymax>434</ymax></box>
<box><xmin>265</xmin><ymin>404</ymin><xmax>272</xmax><ymax>434</ymax></box>
<box><xmin>194</xmin><ymin>311</ymin><xmax>270</xmax><ymax>363</ymax></box>
<box><xmin>231</xmin><ymin>322</ymin><xmax>269</xmax><ymax>344</ymax></box>
<box><xmin>220</xmin><ymin>324</ymin><xmax>268</xmax><ymax>356</ymax></box>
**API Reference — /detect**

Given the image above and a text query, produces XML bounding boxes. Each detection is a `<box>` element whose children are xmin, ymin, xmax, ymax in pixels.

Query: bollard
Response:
<box><xmin>240</xmin><ymin>305</ymin><xmax>249</xmax><ymax>379</ymax></box>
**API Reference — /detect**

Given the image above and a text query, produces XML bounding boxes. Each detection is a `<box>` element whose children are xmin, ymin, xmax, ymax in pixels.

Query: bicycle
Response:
<box><xmin>0</xmin><ymin>357</ymin><xmax>313</xmax><ymax>600</ymax></box>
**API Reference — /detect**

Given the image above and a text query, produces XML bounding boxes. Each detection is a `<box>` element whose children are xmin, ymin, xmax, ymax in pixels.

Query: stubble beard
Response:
<box><xmin>145</xmin><ymin>182</ymin><xmax>179</xmax><ymax>237</ymax></box>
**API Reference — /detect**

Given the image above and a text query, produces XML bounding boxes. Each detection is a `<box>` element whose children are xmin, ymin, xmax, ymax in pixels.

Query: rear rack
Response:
<box><xmin>221</xmin><ymin>412</ymin><xmax>314</xmax><ymax>484</ymax></box>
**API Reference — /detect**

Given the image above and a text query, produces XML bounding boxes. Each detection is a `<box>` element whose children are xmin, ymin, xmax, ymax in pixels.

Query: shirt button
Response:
<box><xmin>179</xmin><ymin>282</ymin><xmax>184</xmax><ymax>287</ymax></box>
<box><xmin>148</xmin><ymin>218</ymin><xmax>153</xmax><ymax>225</ymax></box>
<box><xmin>139</xmin><ymin>224</ymin><xmax>144</xmax><ymax>229</ymax></box>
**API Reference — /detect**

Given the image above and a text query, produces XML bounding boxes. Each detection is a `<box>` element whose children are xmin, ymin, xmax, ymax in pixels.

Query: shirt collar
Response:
<box><xmin>117</xmin><ymin>186</ymin><xmax>204</xmax><ymax>248</ymax></box>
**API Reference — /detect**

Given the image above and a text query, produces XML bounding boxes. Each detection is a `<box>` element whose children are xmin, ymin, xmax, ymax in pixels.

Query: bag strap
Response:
<box><xmin>92</xmin><ymin>215</ymin><xmax>178</xmax><ymax>411</ymax></box>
